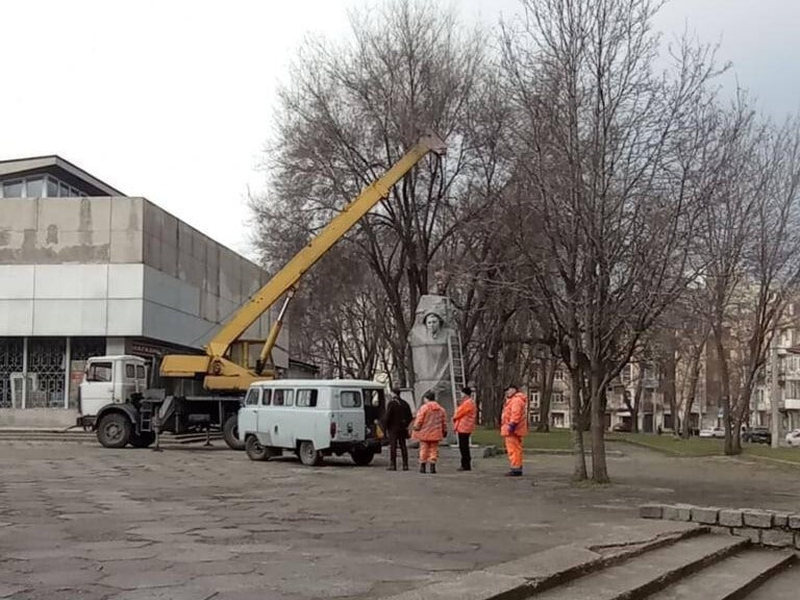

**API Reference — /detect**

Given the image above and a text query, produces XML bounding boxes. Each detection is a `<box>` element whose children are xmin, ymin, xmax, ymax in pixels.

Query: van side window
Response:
<box><xmin>125</xmin><ymin>364</ymin><xmax>135</xmax><ymax>379</ymax></box>
<box><xmin>87</xmin><ymin>362</ymin><xmax>113</xmax><ymax>382</ymax></box>
<box><xmin>273</xmin><ymin>389</ymin><xmax>294</xmax><ymax>406</ymax></box>
<box><xmin>136</xmin><ymin>365</ymin><xmax>146</xmax><ymax>379</ymax></box>
<box><xmin>296</xmin><ymin>389</ymin><xmax>318</xmax><ymax>407</ymax></box>
<box><xmin>244</xmin><ymin>388</ymin><xmax>260</xmax><ymax>406</ymax></box>
<box><xmin>262</xmin><ymin>389</ymin><xmax>272</xmax><ymax>406</ymax></box>
<box><xmin>340</xmin><ymin>391</ymin><xmax>362</xmax><ymax>408</ymax></box>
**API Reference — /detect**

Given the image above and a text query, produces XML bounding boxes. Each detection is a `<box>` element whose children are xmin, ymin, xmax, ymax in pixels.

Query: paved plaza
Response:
<box><xmin>1</xmin><ymin>440</ymin><xmax>799</xmax><ymax>599</ymax></box>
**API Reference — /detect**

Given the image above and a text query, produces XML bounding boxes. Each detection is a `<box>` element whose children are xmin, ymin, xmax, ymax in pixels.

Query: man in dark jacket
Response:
<box><xmin>383</xmin><ymin>389</ymin><xmax>413</xmax><ymax>471</ymax></box>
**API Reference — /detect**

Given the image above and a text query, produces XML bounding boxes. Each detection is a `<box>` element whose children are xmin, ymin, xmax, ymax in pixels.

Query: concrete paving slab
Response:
<box><xmin>3</xmin><ymin>440</ymin><xmax>800</xmax><ymax>600</ymax></box>
<box><xmin>379</xmin><ymin>571</ymin><xmax>530</xmax><ymax>600</ymax></box>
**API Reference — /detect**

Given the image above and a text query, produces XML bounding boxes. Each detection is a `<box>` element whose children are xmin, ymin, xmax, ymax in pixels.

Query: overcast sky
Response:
<box><xmin>2</xmin><ymin>0</ymin><xmax>798</xmax><ymax>257</ymax></box>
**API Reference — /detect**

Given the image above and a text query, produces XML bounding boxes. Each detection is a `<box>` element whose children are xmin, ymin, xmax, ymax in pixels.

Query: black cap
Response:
<box><xmin>423</xmin><ymin>390</ymin><xmax>435</xmax><ymax>401</ymax></box>
<box><xmin>461</xmin><ymin>386</ymin><xmax>472</xmax><ymax>396</ymax></box>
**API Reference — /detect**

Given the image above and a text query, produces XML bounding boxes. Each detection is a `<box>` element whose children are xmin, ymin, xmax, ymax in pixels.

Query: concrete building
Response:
<box><xmin>751</xmin><ymin>321</ymin><xmax>800</xmax><ymax>432</ymax></box>
<box><xmin>0</xmin><ymin>155</ymin><xmax>291</xmax><ymax>428</ymax></box>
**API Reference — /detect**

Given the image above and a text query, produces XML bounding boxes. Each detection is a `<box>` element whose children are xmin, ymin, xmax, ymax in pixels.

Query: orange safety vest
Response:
<box><xmin>413</xmin><ymin>401</ymin><xmax>447</xmax><ymax>442</ymax></box>
<box><xmin>501</xmin><ymin>392</ymin><xmax>529</xmax><ymax>437</ymax></box>
<box><xmin>453</xmin><ymin>397</ymin><xmax>477</xmax><ymax>434</ymax></box>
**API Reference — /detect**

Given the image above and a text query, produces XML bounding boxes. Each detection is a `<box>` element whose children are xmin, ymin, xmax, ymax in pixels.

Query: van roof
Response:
<box><xmin>251</xmin><ymin>379</ymin><xmax>384</xmax><ymax>388</ymax></box>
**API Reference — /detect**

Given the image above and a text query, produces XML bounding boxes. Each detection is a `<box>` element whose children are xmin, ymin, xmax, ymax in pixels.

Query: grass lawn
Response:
<box><xmin>471</xmin><ymin>427</ymin><xmax>573</xmax><ymax>450</ymax></box>
<box><xmin>607</xmin><ymin>433</ymin><xmax>723</xmax><ymax>456</ymax></box>
<box><xmin>742</xmin><ymin>445</ymin><xmax>800</xmax><ymax>464</ymax></box>
<box><xmin>609</xmin><ymin>432</ymin><xmax>800</xmax><ymax>464</ymax></box>
<box><xmin>470</xmin><ymin>428</ymin><xmax>800</xmax><ymax>463</ymax></box>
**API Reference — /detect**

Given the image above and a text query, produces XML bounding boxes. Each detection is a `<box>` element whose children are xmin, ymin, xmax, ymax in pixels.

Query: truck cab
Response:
<box><xmin>78</xmin><ymin>356</ymin><xmax>148</xmax><ymax>427</ymax></box>
<box><xmin>78</xmin><ymin>354</ymin><xmax>244</xmax><ymax>450</ymax></box>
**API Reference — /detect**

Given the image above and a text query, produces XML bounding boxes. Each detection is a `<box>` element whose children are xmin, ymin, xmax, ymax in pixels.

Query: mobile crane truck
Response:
<box><xmin>78</xmin><ymin>133</ymin><xmax>447</xmax><ymax>449</ymax></box>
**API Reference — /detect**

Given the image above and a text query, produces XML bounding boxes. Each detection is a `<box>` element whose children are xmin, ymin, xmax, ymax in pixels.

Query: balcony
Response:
<box><xmin>784</xmin><ymin>398</ymin><xmax>800</xmax><ymax>411</ymax></box>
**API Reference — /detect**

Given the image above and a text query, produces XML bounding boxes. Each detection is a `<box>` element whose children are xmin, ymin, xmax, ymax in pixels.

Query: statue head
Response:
<box><xmin>423</xmin><ymin>312</ymin><xmax>444</xmax><ymax>338</ymax></box>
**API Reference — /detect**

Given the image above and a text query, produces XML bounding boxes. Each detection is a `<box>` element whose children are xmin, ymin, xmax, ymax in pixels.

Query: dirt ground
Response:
<box><xmin>1</xmin><ymin>440</ymin><xmax>798</xmax><ymax>600</ymax></box>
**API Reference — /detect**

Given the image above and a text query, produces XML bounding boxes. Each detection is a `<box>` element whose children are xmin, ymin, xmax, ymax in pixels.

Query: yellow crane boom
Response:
<box><xmin>160</xmin><ymin>132</ymin><xmax>446</xmax><ymax>391</ymax></box>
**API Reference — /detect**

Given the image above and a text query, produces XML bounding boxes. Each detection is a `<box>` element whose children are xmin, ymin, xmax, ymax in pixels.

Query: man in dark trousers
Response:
<box><xmin>453</xmin><ymin>387</ymin><xmax>477</xmax><ymax>471</ymax></box>
<box><xmin>383</xmin><ymin>389</ymin><xmax>413</xmax><ymax>471</ymax></box>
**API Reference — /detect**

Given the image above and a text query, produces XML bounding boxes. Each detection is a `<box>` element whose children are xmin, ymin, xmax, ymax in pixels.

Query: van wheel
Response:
<box><xmin>223</xmin><ymin>415</ymin><xmax>245</xmax><ymax>450</ymax></box>
<box><xmin>130</xmin><ymin>431</ymin><xmax>155</xmax><ymax>448</ymax></box>
<box><xmin>245</xmin><ymin>436</ymin><xmax>269</xmax><ymax>461</ymax></box>
<box><xmin>298</xmin><ymin>441</ymin><xmax>323</xmax><ymax>466</ymax></box>
<box><xmin>351</xmin><ymin>448</ymin><xmax>375</xmax><ymax>466</ymax></box>
<box><xmin>97</xmin><ymin>413</ymin><xmax>132</xmax><ymax>448</ymax></box>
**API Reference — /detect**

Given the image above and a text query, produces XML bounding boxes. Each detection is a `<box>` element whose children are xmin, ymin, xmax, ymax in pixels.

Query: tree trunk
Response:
<box><xmin>537</xmin><ymin>358</ymin><xmax>555</xmax><ymax>432</ymax></box>
<box><xmin>713</xmin><ymin>328</ymin><xmax>737</xmax><ymax>455</ymax></box>
<box><xmin>590</xmin><ymin>370</ymin><xmax>610</xmax><ymax>483</ymax></box>
<box><xmin>569</xmin><ymin>359</ymin><xmax>587</xmax><ymax>481</ymax></box>
<box><xmin>631</xmin><ymin>373</ymin><xmax>644</xmax><ymax>433</ymax></box>
<box><xmin>664</xmin><ymin>346</ymin><xmax>678</xmax><ymax>434</ymax></box>
<box><xmin>681</xmin><ymin>347</ymin><xmax>703</xmax><ymax>439</ymax></box>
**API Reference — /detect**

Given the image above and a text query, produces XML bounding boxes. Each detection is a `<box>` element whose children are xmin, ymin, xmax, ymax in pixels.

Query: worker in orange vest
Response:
<box><xmin>453</xmin><ymin>386</ymin><xmax>477</xmax><ymax>471</ymax></box>
<box><xmin>500</xmin><ymin>384</ymin><xmax>529</xmax><ymax>477</ymax></box>
<box><xmin>412</xmin><ymin>390</ymin><xmax>447</xmax><ymax>473</ymax></box>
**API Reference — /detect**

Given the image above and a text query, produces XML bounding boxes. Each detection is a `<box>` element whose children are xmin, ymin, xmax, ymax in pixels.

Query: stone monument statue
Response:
<box><xmin>408</xmin><ymin>294</ymin><xmax>461</xmax><ymax>436</ymax></box>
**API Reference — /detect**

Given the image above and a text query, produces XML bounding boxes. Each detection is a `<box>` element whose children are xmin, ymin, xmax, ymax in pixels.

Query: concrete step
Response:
<box><xmin>745</xmin><ymin>561</ymin><xmax>800</xmax><ymax>599</ymax></box>
<box><xmin>644</xmin><ymin>548</ymin><xmax>795</xmax><ymax>600</ymax></box>
<box><xmin>530</xmin><ymin>534</ymin><xmax>748</xmax><ymax>600</ymax></box>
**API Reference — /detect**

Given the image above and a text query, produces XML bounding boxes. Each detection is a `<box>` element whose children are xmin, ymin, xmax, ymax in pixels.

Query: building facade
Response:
<box><xmin>0</xmin><ymin>156</ymin><xmax>290</xmax><ymax>427</ymax></box>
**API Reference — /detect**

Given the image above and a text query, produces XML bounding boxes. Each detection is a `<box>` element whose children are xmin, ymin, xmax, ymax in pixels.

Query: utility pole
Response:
<box><xmin>771</xmin><ymin>341</ymin><xmax>781</xmax><ymax>449</ymax></box>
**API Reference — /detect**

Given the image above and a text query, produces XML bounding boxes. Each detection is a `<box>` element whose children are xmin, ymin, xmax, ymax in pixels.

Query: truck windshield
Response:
<box><xmin>87</xmin><ymin>362</ymin><xmax>113</xmax><ymax>382</ymax></box>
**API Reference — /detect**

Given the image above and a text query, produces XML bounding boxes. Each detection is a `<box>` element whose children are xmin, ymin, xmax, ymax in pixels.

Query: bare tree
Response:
<box><xmin>251</xmin><ymin>0</ymin><xmax>511</xmax><ymax>389</ymax></box>
<box><xmin>695</xmin><ymin>102</ymin><xmax>800</xmax><ymax>454</ymax></box>
<box><xmin>500</xmin><ymin>0</ymin><xmax>723</xmax><ymax>482</ymax></box>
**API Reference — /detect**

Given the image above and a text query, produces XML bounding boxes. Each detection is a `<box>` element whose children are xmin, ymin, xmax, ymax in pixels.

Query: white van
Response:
<box><xmin>237</xmin><ymin>379</ymin><xmax>386</xmax><ymax>466</ymax></box>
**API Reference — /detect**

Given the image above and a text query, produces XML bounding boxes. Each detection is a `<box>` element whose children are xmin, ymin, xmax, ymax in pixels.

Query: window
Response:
<box><xmin>244</xmin><ymin>388</ymin><xmax>260</xmax><ymax>406</ymax></box>
<box><xmin>296</xmin><ymin>389</ymin><xmax>318</xmax><ymax>407</ymax></box>
<box><xmin>136</xmin><ymin>365</ymin><xmax>146</xmax><ymax>379</ymax></box>
<box><xmin>340</xmin><ymin>391</ymin><xmax>362</xmax><ymax>408</ymax></box>
<box><xmin>2</xmin><ymin>180</ymin><xmax>23</xmax><ymax>197</ymax></box>
<box><xmin>46</xmin><ymin>177</ymin><xmax>59</xmax><ymax>197</ymax></box>
<box><xmin>125</xmin><ymin>364</ymin><xmax>135</xmax><ymax>378</ymax></box>
<box><xmin>59</xmin><ymin>182</ymin><xmax>70</xmax><ymax>197</ymax></box>
<box><xmin>261</xmin><ymin>389</ymin><xmax>272</xmax><ymax>406</ymax></box>
<box><xmin>25</xmin><ymin>177</ymin><xmax>44</xmax><ymax>198</ymax></box>
<box><xmin>554</xmin><ymin>370</ymin><xmax>564</xmax><ymax>381</ymax></box>
<box><xmin>552</xmin><ymin>391</ymin><xmax>565</xmax><ymax>404</ymax></box>
<box><xmin>87</xmin><ymin>362</ymin><xmax>113</xmax><ymax>382</ymax></box>
<box><xmin>273</xmin><ymin>389</ymin><xmax>294</xmax><ymax>406</ymax></box>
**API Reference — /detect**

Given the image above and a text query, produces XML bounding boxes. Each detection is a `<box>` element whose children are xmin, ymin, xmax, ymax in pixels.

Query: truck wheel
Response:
<box><xmin>351</xmin><ymin>448</ymin><xmax>375</xmax><ymax>466</ymax></box>
<box><xmin>130</xmin><ymin>431</ymin><xmax>156</xmax><ymax>448</ymax></box>
<box><xmin>245</xmin><ymin>436</ymin><xmax>269</xmax><ymax>461</ymax></box>
<box><xmin>298</xmin><ymin>441</ymin><xmax>323</xmax><ymax>466</ymax></box>
<box><xmin>97</xmin><ymin>413</ymin><xmax>132</xmax><ymax>448</ymax></box>
<box><xmin>223</xmin><ymin>415</ymin><xmax>245</xmax><ymax>450</ymax></box>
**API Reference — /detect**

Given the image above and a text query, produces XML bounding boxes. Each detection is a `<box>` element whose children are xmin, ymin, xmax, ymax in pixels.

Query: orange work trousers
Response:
<box><xmin>419</xmin><ymin>441</ymin><xmax>440</xmax><ymax>463</ymax></box>
<box><xmin>504</xmin><ymin>435</ymin><xmax>523</xmax><ymax>469</ymax></box>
